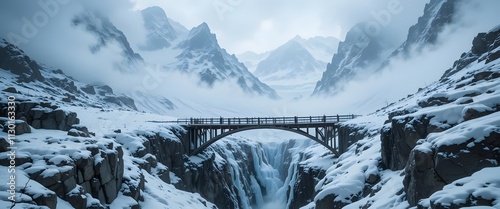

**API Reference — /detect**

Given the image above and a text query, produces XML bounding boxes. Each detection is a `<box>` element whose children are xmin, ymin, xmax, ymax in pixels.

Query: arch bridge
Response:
<box><xmin>174</xmin><ymin>115</ymin><xmax>358</xmax><ymax>156</ymax></box>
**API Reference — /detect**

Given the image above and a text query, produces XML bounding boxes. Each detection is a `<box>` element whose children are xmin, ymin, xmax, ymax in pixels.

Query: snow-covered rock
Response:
<box><xmin>304</xmin><ymin>24</ymin><xmax>500</xmax><ymax>208</ymax></box>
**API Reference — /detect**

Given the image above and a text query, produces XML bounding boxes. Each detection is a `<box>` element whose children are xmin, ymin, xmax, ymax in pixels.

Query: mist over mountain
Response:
<box><xmin>312</xmin><ymin>0</ymin><xmax>499</xmax><ymax>98</ymax></box>
<box><xmin>239</xmin><ymin>35</ymin><xmax>339</xmax><ymax>99</ymax></box>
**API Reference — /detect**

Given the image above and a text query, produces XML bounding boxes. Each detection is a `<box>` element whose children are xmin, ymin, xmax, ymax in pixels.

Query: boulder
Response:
<box><xmin>81</xmin><ymin>85</ymin><xmax>96</xmax><ymax>95</ymax></box>
<box><xmin>68</xmin><ymin>125</ymin><xmax>90</xmax><ymax>137</ymax></box>
<box><xmin>66</xmin><ymin>186</ymin><xmax>87</xmax><ymax>209</ymax></box>
<box><xmin>1</xmin><ymin>118</ymin><xmax>31</xmax><ymax>135</ymax></box>
<box><xmin>315</xmin><ymin>194</ymin><xmax>349</xmax><ymax>209</ymax></box>
<box><xmin>75</xmin><ymin>155</ymin><xmax>95</xmax><ymax>182</ymax></box>
<box><xmin>403</xmin><ymin>147</ymin><xmax>445</xmax><ymax>206</ymax></box>
<box><xmin>0</xmin><ymin>137</ymin><xmax>9</xmax><ymax>152</ymax></box>
<box><xmin>103</xmin><ymin>179</ymin><xmax>118</xmax><ymax>203</ymax></box>
<box><xmin>0</xmin><ymin>40</ymin><xmax>44</xmax><ymax>82</ymax></box>
<box><xmin>94</xmin><ymin>151</ymin><xmax>113</xmax><ymax>184</ymax></box>
<box><xmin>30</xmin><ymin>191</ymin><xmax>57</xmax><ymax>209</ymax></box>
<box><xmin>3</xmin><ymin>87</ymin><xmax>17</xmax><ymax>93</ymax></box>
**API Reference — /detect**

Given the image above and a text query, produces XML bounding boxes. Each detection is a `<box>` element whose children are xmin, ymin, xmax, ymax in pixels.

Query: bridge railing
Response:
<box><xmin>175</xmin><ymin>115</ymin><xmax>359</xmax><ymax>125</ymax></box>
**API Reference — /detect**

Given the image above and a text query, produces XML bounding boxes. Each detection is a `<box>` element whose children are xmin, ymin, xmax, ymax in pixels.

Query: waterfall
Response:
<box><xmin>212</xmin><ymin>138</ymin><xmax>316</xmax><ymax>209</ymax></box>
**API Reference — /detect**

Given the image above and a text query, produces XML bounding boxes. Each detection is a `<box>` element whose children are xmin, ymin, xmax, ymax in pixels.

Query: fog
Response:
<box><xmin>133</xmin><ymin>0</ymin><xmax>429</xmax><ymax>54</ymax></box>
<box><xmin>0</xmin><ymin>0</ymin><xmax>498</xmax><ymax>120</ymax></box>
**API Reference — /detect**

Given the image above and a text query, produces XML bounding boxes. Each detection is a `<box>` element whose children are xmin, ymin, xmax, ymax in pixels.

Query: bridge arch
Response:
<box><xmin>175</xmin><ymin>115</ymin><xmax>358</xmax><ymax>157</ymax></box>
<box><xmin>189</xmin><ymin>126</ymin><xmax>341</xmax><ymax>156</ymax></box>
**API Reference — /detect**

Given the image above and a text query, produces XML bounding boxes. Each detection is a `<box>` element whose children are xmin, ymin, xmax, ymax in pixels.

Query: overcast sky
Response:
<box><xmin>131</xmin><ymin>0</ymin><xmax>429</xmax><ymax>54</ymax></box>
<box><xmin>0</xmin><ymin>0</ymin><xmax>429</xmax><ymax>55</ymax></box>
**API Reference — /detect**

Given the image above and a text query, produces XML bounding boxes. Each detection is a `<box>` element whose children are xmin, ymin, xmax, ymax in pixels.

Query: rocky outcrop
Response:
<box><xmin>381</xmin><ymin>114</ymin><xmax>443</xmax><ymax>170</ymax></box>
<box><xmin>0</xmin><ymin>38</ymin><xmax>44</xmax><ymax>82</ymax></box>
<box><xmin>0</xmin><ymin>102</ymin><xmax>80</xmax><ymax>132</ymax></box>
<box><xmin>338</xmin><ymin>123</ymin><xmax>375</xmax><ymax>153</ymax></box>
<box><xmin>2</xmin><ymin>139</ymin><xmax>123</xmax><ymax>209</ymax></box>
<box><xmin>443</xmin><ymin>26</ymin><xmax>500</xmax><ymax>78</ymax></box>
<box><xmin>289</xmin><ymin>166</ymin><xmax>325</xmax><ymax>209</ymax></box>
<box><xmin>68</xmin><ymin>125</ymin><xmax>91</xmax><ymax>137</ymax></box>
<box><xmin>0</xmin><ymin>118</ymin><xmax>31</xmax><ymax>135</ymax></box>
<box><xmin>381</xmin><ymin>27</ymin><xmax>500</xmax><ymax>207</ymax></box>
<box><xmin>405</xmin><ymin>131</ymin><xmax>500</xmax><ymax>207</ymax></box>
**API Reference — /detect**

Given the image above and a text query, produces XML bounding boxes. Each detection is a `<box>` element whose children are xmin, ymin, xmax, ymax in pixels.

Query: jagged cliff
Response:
<box><xmin>302</xmin><ymin>25</ymin><xmax>500</xmax><ymax>209</ymax></box>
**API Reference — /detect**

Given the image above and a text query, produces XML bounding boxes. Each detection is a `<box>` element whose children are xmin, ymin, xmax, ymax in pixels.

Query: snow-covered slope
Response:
<box><xmin>300</xmin><ymin>25</ymin><xmax>500</xmax><ymax>209</ymax></box>
<box><xmin>0</xmin><ymin>38</ymin><xmax>138</xmax><ymax>111</ymax></box>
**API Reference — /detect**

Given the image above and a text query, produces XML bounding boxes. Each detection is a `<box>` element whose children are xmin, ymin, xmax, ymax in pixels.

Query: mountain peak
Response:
<box><xmin>194</xmin><ymin>22</ymin><xmax>211</xmax><ymax>33</ymax></box>
<box><xmin>141</xmin><ymin>6</ymin><xmax>167</xmax><ymax>17</ymax></box>
<box><xmin>141</xmin><ymin>6</ymin><xmax>178</xmax><ymax>50</ymax></box>
<box><xmin>182</xmin><ymin>22</ymin><xmax>217</xmax><ymax>50</ymax></box>
<box><xmin>292</xmin><ymin>35</ymin><xmax>304</xmax><ymax>41</ymax></box>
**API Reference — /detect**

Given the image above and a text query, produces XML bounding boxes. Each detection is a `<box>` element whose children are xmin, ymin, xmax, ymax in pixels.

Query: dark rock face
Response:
<box><xmin>433</xmin><ymin>132</ymin><xmax>500</xmax><ymax>184</ymax></box>
<box><xmin>0</xmin><ymin>38</ymin><xmax>44</xmax><ymax>82</ymax></box>
<box><xmin>406</xmin><ymin>131</ymin><xmax>500</xmax><ymax>207</ymax></box>
<box><xmin>304</xmin><ymin>123</ymin><xmax>375</xmax><ymax>208</ymax></box>
<box><xmin>289</xmin><ymin>166</ymin><xmax>325</xmax><ymax>209</ymax></box>
<box><xmin>3</xmin><ymin>87</ymin><xmax>18</xmax><ymax>93</ymax></box>
<box><xmin>381</xmin><ymin>114</ymin><xmax>445</xmax><ymax>170</ymax></box>
<box><xmin>442</xmin><ymin>26</ymin><xmax>500</xmax><ymax>78</ymax></box>
<box><xmin>103</xmin><ymin>95</ymin><xmax>137</xmax><ymax>111</ymax></box>
<box><xmin>118</xmin><ymin>130</ymin><xmax>241</xmax><ymax>209</ymax></box>
<box><xmin>315</xmin><ymin>193</ymin><xmax>351</xmax><ymax>209</ymax></box>
<box><xmin>403</xmin><ymin>148</ymin><xmax>446</xmax><ymax>206</ymax></box>
<box><xmin>0</xmin><ymin>118</ymin><xmax>31</xmax><ymax>135</ymax></box>
<box><xmin>338</xmin><ymin>123</ymin><xmax>374</xmax><ymax>153</ymax></box>
<box><xmin>65</xmin><ymin>186</ymin><xmax>88</xmax><ymax>209</ymax></box>
<box><xmin>81</xmin><ymin>85</ymin><xmax>96</xmax><ymax>95</ymax></box>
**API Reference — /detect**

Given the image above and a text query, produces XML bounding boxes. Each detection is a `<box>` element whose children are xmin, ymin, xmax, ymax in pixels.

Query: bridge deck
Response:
<box><xmin>176</xmin><ymin>115</ymin><xmax>357</xmax><ymax>127</ymax></box>
<box><xmin>164</xmin><ymin>115</ymin><xmax>359</xmax><ymax>156</ymax></box>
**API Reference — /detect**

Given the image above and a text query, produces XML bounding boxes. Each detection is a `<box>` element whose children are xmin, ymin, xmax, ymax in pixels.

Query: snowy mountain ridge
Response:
<box><xmin>239</xmin><ymin>35</ymin><xmax>339</xmax><ymax>99</ymax></box>
<box><xmin>138</xmin><ymin>7</ymin><xmax>279</xmax><ymax>99</ymax></box>
<box><xmin>312</xmin><ymin>22</ymin><xmax>395</xmax><ymax>96</ymax></box>
<box><xmin>313</xmin><ymin>0</ymin><xmax>462</xmax><ymax>96</ymax></box>
<box><xmin>0</xmin><ymin>38</ymin><xmax>142</xmax><ymax>111</ymax></box>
